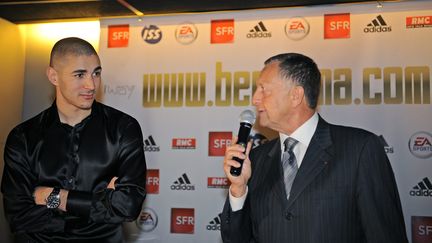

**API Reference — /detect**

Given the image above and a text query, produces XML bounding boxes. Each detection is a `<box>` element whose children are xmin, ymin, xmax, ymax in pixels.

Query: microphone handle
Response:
<box><xmin>230</xmin><ymin>122</ymin><xmax>252</xmax><ymax>176</ymax></box>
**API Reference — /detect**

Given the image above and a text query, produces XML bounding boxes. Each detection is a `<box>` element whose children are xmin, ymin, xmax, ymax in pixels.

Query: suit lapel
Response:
<box><xmin>286</xmin><ymin>116</ymin><xmax>334</xmax><ymax>209</ymax></box>
<box><xmin>260</xmin><ymin>140</ymin><xmax>289</xmax><ymax>207</ymax></box>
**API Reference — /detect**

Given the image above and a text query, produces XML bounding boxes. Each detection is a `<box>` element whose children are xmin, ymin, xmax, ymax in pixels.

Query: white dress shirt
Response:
<box><xmin>229</xmin><ymin>112</ymin><xmax>319</xmax><ymax>211</ymax></box>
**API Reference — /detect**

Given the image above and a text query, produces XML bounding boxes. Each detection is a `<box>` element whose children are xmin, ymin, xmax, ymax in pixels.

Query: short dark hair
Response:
<box><xmin>264</xmin><ymin>53</ymin><xmax>321</xmax><ymax>109</ymax></box>
<box><xmin>49</xmin><ymin>37</ymin><xmax>98</xmax><ymax>67</ymax></box>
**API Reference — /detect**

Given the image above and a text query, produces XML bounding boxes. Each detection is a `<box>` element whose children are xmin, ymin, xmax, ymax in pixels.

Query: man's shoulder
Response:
<box><xmin>96</xmin><ymin>102</ymin><xmax>135</xmax><ymax>119</ymax></box>
<box><xmin>321</xmin><ymin>117</ymin><xmax>379</xmax><ymax>145</ymax></box>
<box><xmin>95</xmin><ymin>102</ymin><xmax>141</xmax><ymax>128</ymax></box>
<box><xmin>13</xmin><ymin>107</ymin><xmax>52</xmax><ymax>133</ymax></box>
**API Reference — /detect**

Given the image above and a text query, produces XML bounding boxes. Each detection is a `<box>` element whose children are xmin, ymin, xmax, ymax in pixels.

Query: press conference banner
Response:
<box><xmin>98</xmin><ymin>1</ymin><xmax>432</xmax><ymax>242</ymax></box>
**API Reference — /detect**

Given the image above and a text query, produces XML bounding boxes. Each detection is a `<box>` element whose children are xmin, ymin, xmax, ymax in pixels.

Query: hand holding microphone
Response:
<box><xmin>223</xmin><ymin>110</ymin><xmax>255</xmax><ymax>197</ymax></box>
<box><xmin>230</xmin><ymin>110</ymin><xmax>256</xmax><ymax>176</ymax></box>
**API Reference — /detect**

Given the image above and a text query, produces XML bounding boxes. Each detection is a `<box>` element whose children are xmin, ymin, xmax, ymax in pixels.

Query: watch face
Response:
<box><xmin>46</xmin><ymin>188</ymin><xmax>60</xmax><ymax>209</ymax></box>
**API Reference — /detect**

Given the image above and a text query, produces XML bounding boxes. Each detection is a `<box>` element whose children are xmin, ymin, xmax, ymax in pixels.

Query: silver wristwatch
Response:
<box><xmin>46</xmin><ymin>187</ymin><xmax>61</xmax><ymax>209</ymax></box>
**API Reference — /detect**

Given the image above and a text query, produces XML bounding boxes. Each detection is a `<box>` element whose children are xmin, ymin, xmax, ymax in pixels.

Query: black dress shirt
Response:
<box><xmin>1</xmin><ymin>101</ymin><xmax>147</xmax><ymax>242</ymax></box>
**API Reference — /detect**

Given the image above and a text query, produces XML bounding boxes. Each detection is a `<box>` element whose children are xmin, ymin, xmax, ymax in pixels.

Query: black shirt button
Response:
<box><xmin>74</xmin><ymin>154</ymin><xmax>79</xmax><ymax>163</ymax></box>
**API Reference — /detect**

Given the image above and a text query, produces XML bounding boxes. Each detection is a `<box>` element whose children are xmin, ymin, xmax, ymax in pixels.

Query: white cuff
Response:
<box><xmin>228</xmin><ymin>186</ymin><xmax>248</xmax><ymax>212</ymax></box>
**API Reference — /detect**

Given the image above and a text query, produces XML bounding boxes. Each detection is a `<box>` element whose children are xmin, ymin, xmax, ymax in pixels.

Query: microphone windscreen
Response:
<box><xmin>239</xmin><ymin>109</ymin><xmax>256</xmax><ymax>125</ymax></box>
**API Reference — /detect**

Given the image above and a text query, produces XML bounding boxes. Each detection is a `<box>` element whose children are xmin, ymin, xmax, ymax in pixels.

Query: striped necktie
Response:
<box><xmin>282</xmin><ymin>137</ymin><xmax>299</xmax><ymax>199</ymax></box>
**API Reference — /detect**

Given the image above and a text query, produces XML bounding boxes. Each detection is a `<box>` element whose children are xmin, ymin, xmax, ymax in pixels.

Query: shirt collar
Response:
<box><xmin>47</xmin><ymin>100</ymin><xmax>100</xmax><ymax>129</ymax></box>
<box><xmin>279</xmin><ymin>112</ymin><xmax>319</xmax><ymax>151</ymax></box>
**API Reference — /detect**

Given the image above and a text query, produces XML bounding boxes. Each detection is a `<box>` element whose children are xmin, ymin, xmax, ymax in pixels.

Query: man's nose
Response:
<box><xmin>83</xmin><ymin>75</ymin><xmax>96</xmax><ymax>90</ymax></box>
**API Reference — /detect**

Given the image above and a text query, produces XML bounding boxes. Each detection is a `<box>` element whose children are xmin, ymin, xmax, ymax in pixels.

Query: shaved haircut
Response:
<box><xmin>49</xmin><ymin>37</ymin><xmax>98</xmax><ymax>67</ymax></box>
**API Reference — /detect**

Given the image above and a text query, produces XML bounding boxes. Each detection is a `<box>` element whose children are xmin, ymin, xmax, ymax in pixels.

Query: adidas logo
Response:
<box><xmin>247</xmin><ymin>21</ymin><xmax>271</xmax><ymax>38</ymax></box>
<box><xmin>171</xmin><ymin>173</ymin><xmax>195</xmax><ymax>190</ymax></box>
<box><xmin>144</xmin><ymin>135</ymin><xmax>160</xmax><ymax>152</ymax></box>
<box><xmin>410</xmin><ymin>177</ymin><xmax>432</xmax><ymax>197</ymax></box>
<box><xmin>206</xmin><ymin>214</ymin><xmax>221</xmax><ymax>231</ymax></box>
<box><xmin>378</xmin><ymin>135</ymin><xmax>394</xmax><ymax>153</ymax></box>
<box><xmin>364</xmin><ymin>15</ymin><xmax>392</xmax><ymax>33</ymax></box>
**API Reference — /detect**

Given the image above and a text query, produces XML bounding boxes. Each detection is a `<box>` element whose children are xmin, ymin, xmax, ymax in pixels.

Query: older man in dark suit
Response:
<box><xmin>221</xmin><ymin>53</ymin><xmax>408</xmax><ymax>243</ymax></box>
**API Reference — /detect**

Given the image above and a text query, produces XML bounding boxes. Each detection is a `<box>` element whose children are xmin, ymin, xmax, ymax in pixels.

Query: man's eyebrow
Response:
<box><xmin>72</xmin><ymin>69</ymin><xmax>87</xmax><ymax>74</ymax></box>
<box><xmin>71</xmin><ymin>66</ymin><xmax>101</xmax><ymax>74</ymax></box>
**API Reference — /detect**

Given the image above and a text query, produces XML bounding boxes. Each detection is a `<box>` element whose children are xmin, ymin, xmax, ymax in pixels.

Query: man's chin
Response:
<box><xmin>78</xmin><ymin>101</ymin><xmax>94</xmax><ymax>110</ymax></box>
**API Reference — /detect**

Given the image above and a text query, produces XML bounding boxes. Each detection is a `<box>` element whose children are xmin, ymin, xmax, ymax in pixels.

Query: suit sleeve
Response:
<box><xmin>1</xmin><ymin>128</ymin><xmax>65</xmax><ymax>233</ymax></box>
<box><xmin>356</xmin><ymin>134</ymin><xmax>408</xmax><ymax>243</ymax></box>
<box><xmin>221</xmin><ymin>196</ymin><xmax>253</xmax><ymax>243</ymax></box>
<box><xmin>66</xmin><ymin>118</ymin><xmax>147</xmax><ymax>223</ymax></box>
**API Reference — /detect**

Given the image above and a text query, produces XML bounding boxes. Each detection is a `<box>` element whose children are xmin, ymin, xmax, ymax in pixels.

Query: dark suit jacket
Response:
<box><xmin>221</xmin><ymin>116</ymin><xmax>407</xmax><ymax>243</ymax></box>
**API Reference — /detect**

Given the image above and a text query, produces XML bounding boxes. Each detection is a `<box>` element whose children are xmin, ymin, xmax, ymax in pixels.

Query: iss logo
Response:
<box><xmin>146</xmin><ymin>169</ymin><xmax>159</xmax><ymax>194</ymax></box>
<box><xmin>172</xmin><ymin>138</ymin><xmax>196</xmax><ymax>149</ymax></box>
<box><xmin>171</xmin><ymin>208</ymin><xmax>194</xmax><ymax>234</ymax></box>
<box><xmin>207</xmin><ymin>177</ymin><xmax>230</xmax><ymax>189</ymax></box>
<box><xmin>136</xmin><ymin>207</ymin><xmax>158</xmax><ymax>232</ymax></box>
<box><xmin>108</xmin><ymin>24</ymin><xmax>129</xmax><ymax>48</ymax></box>
<box><xmin>250</xmin><ymin>132</ymin><xmax>269</xmax><ymax>149</ymax></box>
<box><xmin>408</xmin><ymin>132</ymin><xmax>432</xmax><ymax>158</ymax></box>
<box><xmin>412</xmin><ymin>216</ymin><xmax>432</xmax><ymax>243</ymax></box>
<box><xmin>142</xmin><ymin>25</ymin><xmax>162</xmax><ymax>44</ymax></box>
<box><xmin>206</xmin><ymin>214</ymin><xmax>221</xmax><ymax>231</ymax></box>
<box><xmin>208</xmin><ymin>132</ymin><xmax>232</xmax><ymax>156</ymax></box>
<box><xmin>175</xmin><ymin>22</ymin><xmax>198</xmax><ymax>44</ymax></box>
<box><xmin>285</xmin><ymin>17</ymin><xmax>310</xmax><ymax>40</ymax></box>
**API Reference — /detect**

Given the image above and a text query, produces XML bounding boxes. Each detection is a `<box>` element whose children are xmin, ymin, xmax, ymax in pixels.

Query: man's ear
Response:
<box><xmin>291</xmin><ymin>85</ymin><xmax>305</xmax><ymax>107</ymax></box>
<box><xmin>46</xmin><ymin>67</ymin><xmax>58</xmax><ymax>86</ymax></box>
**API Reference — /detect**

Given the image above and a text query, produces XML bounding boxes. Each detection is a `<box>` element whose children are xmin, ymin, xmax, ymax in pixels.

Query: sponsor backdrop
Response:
<box><xmin>98</xmin><ymin>1</ymin><xmax>432</xmax><ymax>242</ymax></box>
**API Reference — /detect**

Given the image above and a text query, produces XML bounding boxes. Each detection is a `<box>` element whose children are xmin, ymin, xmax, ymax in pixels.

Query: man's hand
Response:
<box><xmin>223</xmin><ymin>136</ymin><xmax>253</xmax><ymax>198</ymax></box>
<box><xmin>108</xmin><ymin>177</ymin><xmax>118</xmax><ymax>189</ymax></box>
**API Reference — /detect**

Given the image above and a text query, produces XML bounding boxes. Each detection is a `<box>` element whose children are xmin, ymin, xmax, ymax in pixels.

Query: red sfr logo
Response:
<box><xmin>412</xmin><ymin>216</ymin><xmax>432</xmax><ymax>243</ymax></box>
<box><xmin>108</xmin><ymin>24</ymin><xmax>129</xmax><ymax>48</ymax></box>
<box><xmin>171</xmin><ymin>208</ymin><xmax>194</xmax><ymax>234</ymax></box>
<box><xmin>208</xmin><ymin>132</ymin><xmax>232</xmax><ymax>156</ymax></box>
<box><xmin>211</xmin><ymin>19</ymin><xmax>234</xmax><ymax>44</ymax></box>
<box><xmin>146</xmin><ymin>169</ymin><xmax>159</xmax><ymax>194</ymax></box>
<box><xmin>324</xmin><ymin>13</ymin><xmax>350</xmax><ymax>39</ymax></box>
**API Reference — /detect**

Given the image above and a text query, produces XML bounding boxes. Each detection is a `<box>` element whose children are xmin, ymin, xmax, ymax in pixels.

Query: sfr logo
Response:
<box><xmin>324</xmin><ymin>13</ymin><xmax>350</xmax><ymax>39</ymax></box>
<box><xmin>146</xmin><ymin>169</ymin><xmax>159</xmax><ymax>194</ymax></box>
<box><xmin>208</xmin><ymin>132</ymin><xmax>232</xmax><ymax>156</ymax></box>
<box><xmin>108</xmin><ymin>24</ymin><xmax>129</xmax><ymax>48</ymax></box>
<box><xmin>412</xmin><ymin>216</ymin><xmax>432</xmax><ymax>243</ymax></box>
<box><xmin>171</xmin><ymin>208</ymin><xmax>194</xmax><ymax>234</ymax></box>
<box><xmin>211</xmin><ymin>19</ymin><xmax>234</xmax><ymax>44</ymax></box>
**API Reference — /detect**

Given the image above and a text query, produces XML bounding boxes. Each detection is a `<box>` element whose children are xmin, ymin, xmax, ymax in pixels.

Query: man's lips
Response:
<box><xmin>80</xmin><ymin>93</ymin><xmax>95</xmax><ymax>99</ymax></box>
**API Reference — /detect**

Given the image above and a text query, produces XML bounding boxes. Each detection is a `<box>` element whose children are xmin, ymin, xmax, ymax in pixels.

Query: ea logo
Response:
<box><xmin>136</xmin><ymin>207</ymin><xmax>158</xmax><ymax>232</ymax></box>
<box><xmin>142</xmin><ymin>25</ymin><xmax>162</xmax><ymax>44</ymax></box>
<box><xmin>409</xmin><ymin>131</ymin><xmax>432</xmax><ymax>159</ymax></box>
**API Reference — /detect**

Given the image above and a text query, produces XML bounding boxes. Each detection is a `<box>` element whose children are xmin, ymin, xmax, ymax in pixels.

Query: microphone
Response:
<box><xmin>230</xmin><ymin>109</ymin><xmax>256</xmax><ymax>176</ymax></box>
